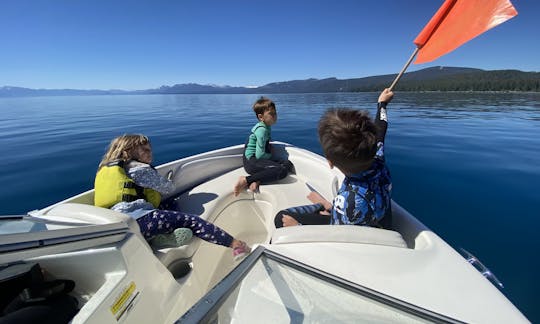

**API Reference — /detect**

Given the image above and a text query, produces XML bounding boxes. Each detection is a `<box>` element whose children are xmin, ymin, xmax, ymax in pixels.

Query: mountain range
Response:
<box><xmin>1</xmin><ymin>66</ymin><xmax>538</xmax><ymax>97</ymax></box>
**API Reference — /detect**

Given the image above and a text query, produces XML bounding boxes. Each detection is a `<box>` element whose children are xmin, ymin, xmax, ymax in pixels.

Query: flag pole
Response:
<box><xmin>388</xmin><ymin>47</ymin><xmax>419</xmax><ymax>92</ymax></box>
<box><xmin>388</xmin><ymin>0</ymin><xmax>457</xmax><ymax>91</ymax></box>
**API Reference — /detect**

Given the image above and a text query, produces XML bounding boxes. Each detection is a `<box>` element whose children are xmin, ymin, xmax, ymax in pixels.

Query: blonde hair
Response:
<box><xmin>98</xmin><ymin>134</ymin><xmax>150</xmax><ymax>169</ymax></box>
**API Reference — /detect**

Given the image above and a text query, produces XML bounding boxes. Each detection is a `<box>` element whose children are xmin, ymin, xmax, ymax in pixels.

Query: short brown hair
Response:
<box><xmin>318</xmin><ymin>108</ymin><xmax>378</xmax><ymax>174</ymax></box>
<box><xmin>252</xmin><ymin>97</ymin><xmax>276</xmax><ymax>117</ymax></box>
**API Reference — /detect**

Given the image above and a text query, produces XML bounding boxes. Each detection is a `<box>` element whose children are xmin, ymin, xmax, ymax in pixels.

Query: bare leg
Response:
<box><xmin>282</xmin><ymin>214</ymin><xmax>300</xmax><ymax>227</ymax></box>
<box><xmin>230</xmin><ymin>239</ymin><xmax>245</xmax><ymax>249</ymax></box>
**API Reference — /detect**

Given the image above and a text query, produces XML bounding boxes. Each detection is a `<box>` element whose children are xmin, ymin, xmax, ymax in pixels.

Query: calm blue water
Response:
<box><xmin>1</xmin><ymin>92</ymin><xmax>539</xmax><ymax>321</ymax></box>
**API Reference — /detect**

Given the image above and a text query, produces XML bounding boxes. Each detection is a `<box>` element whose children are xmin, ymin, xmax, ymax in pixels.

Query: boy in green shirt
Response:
<box><xmin>233</xmin><ymin>97</ymin><xmax>293</xmax><ymax>196</ymax></box>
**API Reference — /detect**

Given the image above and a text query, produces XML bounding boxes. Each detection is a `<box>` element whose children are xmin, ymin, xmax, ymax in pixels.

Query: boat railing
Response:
<box><xmin>460</xmin><ymin>248</ymin><xmax>504</xmax><ymax>289</ymax></box>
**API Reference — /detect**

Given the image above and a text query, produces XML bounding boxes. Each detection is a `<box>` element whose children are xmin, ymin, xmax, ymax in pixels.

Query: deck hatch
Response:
<box><xmin>177</xmin><ymin>246</ymin><xmax>463</xmax><ymax>324</ymax></box>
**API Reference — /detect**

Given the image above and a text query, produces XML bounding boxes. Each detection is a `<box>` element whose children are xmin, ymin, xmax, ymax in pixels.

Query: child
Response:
<box><xmin>94</xmin><ymin>134</ymin><xmax>250</xmax><ymax>260</ymax></box>
<box><xmin>233</xmin><ymin>97</ymin><xmax>294</xmax><ymax>196</ymax></box>
<box><xmin>275</xmin><ymin>88</ymin><xmax>394</xmax><ymax>229</ymax></box>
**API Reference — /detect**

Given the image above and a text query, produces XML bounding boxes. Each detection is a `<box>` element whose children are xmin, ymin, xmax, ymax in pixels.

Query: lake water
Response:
<box><xmin>1</xmin><ymin>92</ymin><xmax>539</xmax><ymax>321</ymax></box>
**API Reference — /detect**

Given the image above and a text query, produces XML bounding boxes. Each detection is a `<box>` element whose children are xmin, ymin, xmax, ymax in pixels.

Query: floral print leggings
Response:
<box><xmin>136</xmin><ymin>209</ymin><xmax>233</xmax><ymax>247</ymax></box>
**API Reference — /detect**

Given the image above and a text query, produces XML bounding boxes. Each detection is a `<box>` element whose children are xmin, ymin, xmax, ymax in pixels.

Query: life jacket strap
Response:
<box><xmin>121</xmin><ymin>194</ymin><xmax>140</xmax><ymax>202</ymax></box>
<box><xmin>121</xmin><ymin>182</ymin><xmax>146</xmax><ymax>202</ymax></box>
<box><xmin>123</xmin><ymin>182</ymin><xmax>136</xmax><ymax>188</ymax></box>
<box><xmin>108</xmin><ymin>160</ymin><xmax>148</xmax><ymax>203</ymax></box>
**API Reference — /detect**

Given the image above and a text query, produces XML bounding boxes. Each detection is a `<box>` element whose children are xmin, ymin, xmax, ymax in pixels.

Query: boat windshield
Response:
<box><xmin>177</xmin><ymin>247</ymin><xmax>461</xmax><ymax>324</ymax></box>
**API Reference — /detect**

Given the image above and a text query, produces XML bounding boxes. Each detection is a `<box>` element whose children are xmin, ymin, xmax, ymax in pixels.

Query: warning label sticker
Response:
<box><xmin>110</xmin><ymin>281</ymin><xmax>139</xmax><ymax>321</ymax></box>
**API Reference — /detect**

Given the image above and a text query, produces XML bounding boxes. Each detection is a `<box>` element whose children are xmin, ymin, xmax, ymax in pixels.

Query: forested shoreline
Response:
<box><xmin>1</xmin><ymin>67</ymin><xmax>539</xmax><ymax>96</ymax></box>
<box><xmin>352</xmin><ymin>70</ymin><xmax>539</xmax><ymax>92</ymax></box>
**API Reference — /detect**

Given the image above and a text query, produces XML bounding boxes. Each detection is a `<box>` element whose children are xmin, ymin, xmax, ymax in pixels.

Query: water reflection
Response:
<box><xmin>394</xmin><ymin>92</ymin><xmax>540</xmax><ymax>121</ymax></box>
<box><xmin>0</xmin><ymin>92</ymin><xmax>539</xmax><ymax>320</ymax></box>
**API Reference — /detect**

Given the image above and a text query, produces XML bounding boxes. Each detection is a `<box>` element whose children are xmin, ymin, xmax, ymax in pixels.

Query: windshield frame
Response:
<box><xmin>176</xmin><ymin>246</ymin><xmax>463</xmax><ymax>324</ymax></box>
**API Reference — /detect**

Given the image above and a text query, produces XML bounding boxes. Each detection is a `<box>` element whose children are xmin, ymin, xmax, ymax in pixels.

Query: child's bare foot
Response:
<box><xmin>233</xmin><ymin>176</ymin><xmax>248</xmax><ymax>197</ymax></box>
<box><xmin>248</xmin><ymin>181</ymin><xmax>260</xmax><ymax>193</ymax></box>
<box><xmin>282</xmin><ymin>214</ymin><xmax>300</xmax><ymax>227</ymax></box>
<box><xmin>231</xmin><ymin>239</ymin><xmax>251</xmax><ymax>261</ymax></box>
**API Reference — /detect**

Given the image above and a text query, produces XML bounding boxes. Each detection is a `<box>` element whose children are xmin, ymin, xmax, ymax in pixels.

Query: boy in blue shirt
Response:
<box><xmin>234</xmin><ymin>97</ymin><xmax>293</xmax><ymax>196</ymax></box>
<box><xmin>275</xmin><ymin>88</ymin><xmax>394</xmax><ymax>229</ymax></box>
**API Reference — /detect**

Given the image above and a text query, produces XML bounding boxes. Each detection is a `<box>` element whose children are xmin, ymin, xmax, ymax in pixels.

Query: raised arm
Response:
<box><xmin>375</xmin><ymin>88</ymin><xmax>394</xmax><ymax>143</ymax></box>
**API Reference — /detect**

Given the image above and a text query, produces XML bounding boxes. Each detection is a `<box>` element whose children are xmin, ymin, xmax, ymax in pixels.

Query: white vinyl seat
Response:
<box><xmin>155</xmin><ymin>167</ymin><xmax>255</xmax><ymax>267</ymax></box>
<box><xmin>271</xmin><ymin>225</ymin><xmax>408</xmax><ymax>248</ymax></box>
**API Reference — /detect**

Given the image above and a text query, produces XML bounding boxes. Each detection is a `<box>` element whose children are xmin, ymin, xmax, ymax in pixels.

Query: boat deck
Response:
<box><xmin>5</xmin><ymin>144</ymin><xmax>529</xmax><ymax>323</ymax></box>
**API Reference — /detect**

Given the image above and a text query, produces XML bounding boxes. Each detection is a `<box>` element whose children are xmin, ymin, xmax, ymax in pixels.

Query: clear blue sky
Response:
<box><xmin>1</xmin><ymin>0</ymin><xmax>538</xmax><ymax>90</ymax></box>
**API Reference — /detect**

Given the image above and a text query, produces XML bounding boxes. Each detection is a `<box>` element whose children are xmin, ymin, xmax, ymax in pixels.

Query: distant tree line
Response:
<box><xmin>2</xmin><ymin>67</ymin><xmax>538</xmax><ymax>97</ymax></box>
<box><xmin>351</xmin><ymin>70</ymin><xmax>540</xmax><ymax>92</ymax></box>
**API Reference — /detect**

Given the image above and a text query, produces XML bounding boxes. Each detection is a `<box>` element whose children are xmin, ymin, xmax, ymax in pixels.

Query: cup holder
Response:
<box><xmin>168</xmin><ymin>260</ymin><xmax>192</xmax><ymax>279</ymax></box>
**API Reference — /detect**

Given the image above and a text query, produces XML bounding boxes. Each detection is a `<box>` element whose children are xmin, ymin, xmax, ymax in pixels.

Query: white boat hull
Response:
<box><xmin>0</xmin><ymin>143</ymin><xmax>529</xmax><ymax>323</ymax></box>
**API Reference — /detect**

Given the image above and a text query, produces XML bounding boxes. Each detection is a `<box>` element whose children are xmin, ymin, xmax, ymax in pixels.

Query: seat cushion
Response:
<box><xmin>271</xmin><ymin>225</ymin><xmax>408</xmax><ymax>248</ymax></box>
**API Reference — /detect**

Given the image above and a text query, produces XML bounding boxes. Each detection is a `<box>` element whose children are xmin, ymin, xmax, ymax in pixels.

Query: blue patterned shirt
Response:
<box><xmin>330</xmin><ymin>142</ymin><xmax>392</xmax><ymax>227</ymax></box>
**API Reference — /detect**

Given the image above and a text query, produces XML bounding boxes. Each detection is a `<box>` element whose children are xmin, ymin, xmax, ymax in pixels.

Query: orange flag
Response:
<box><xmin>414</xmin><ymin>0</ymin><xmax>518</xmax><ymax>64</ymax></box>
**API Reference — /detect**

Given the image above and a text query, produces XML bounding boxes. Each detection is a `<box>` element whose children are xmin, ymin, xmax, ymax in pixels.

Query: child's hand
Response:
<box><xmin>378</xmin><ymin>88</ymin><xmax>394</xmax><ymax>103</ymax></box>
<box><xmin>307</xmin><ymin>192</ymin><xmax>332</xmax><ymax>210</ymax></box>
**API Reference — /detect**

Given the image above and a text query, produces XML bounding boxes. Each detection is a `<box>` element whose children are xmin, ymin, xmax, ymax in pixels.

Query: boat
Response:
<box><xmin>0</xmin><ymin>143</ymin><xmax>530</xmax><ymax>323</ymax></box>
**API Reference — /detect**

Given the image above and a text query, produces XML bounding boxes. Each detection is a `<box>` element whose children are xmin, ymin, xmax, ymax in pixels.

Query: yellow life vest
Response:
<box><xmin>94</xmin><ymin>161</ymin><xmax>161</xmax><ymax>208</ymax></box>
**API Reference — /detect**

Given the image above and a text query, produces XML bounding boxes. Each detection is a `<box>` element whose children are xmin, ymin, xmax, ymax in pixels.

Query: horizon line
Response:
<box><xmin>1</xmin><ymin>66</ymin><xmax>538</xmax><ymax>92</ymax></box>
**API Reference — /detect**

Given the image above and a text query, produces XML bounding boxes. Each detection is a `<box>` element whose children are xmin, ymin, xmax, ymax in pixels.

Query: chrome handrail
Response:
<box><xmin>460</xmin><ymin>248</ymin><xmax>504</xmax><ymax>289</ymax></box>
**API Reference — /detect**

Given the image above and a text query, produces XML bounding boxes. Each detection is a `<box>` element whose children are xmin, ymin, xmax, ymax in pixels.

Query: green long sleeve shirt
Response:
<box><xmin>244</xmin><ymin>121</ymin><xmax>272</xmax><ymax>160</ymax></box>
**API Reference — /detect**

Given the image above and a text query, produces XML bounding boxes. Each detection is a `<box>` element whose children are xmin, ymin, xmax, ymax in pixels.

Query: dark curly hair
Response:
<box><xmin>318</xmin><ymin>108</ymin><xmax>378</xmax><ymax>174</ymax></box>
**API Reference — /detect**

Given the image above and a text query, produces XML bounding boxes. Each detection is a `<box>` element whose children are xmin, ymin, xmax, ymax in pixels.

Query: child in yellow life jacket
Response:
<box><xmin>94</xmin><ymin>134</ymin><xmax>250</xmax><ymax>260</ymax></box>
